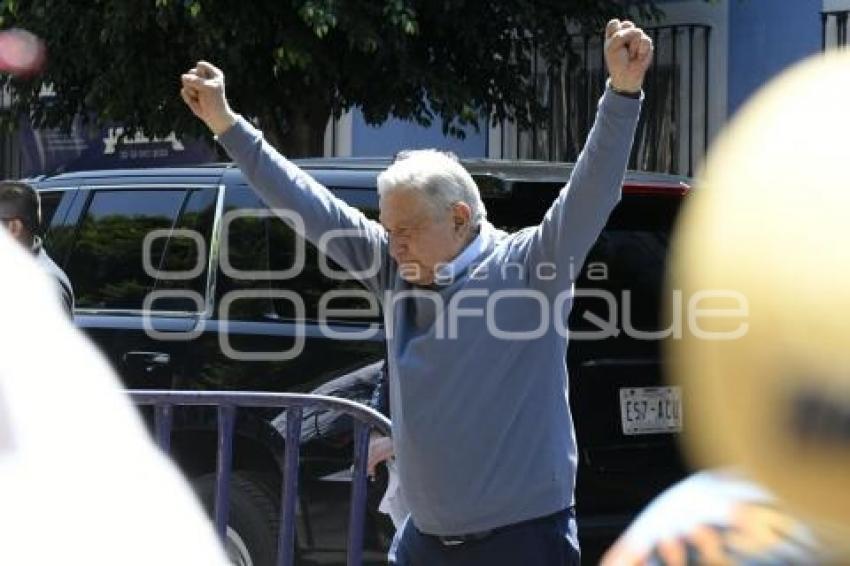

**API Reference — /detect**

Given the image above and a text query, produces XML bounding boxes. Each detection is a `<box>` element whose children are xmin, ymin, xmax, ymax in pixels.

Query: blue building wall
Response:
<box><xmin>350</xmin><ymin>109</ymin><xmax>487</xmax><ymax>158</ymax></box>
<box><xmin>728</xmin><ymin>0</ymin><xmax>822</xmax><ymax>116</ymax></box>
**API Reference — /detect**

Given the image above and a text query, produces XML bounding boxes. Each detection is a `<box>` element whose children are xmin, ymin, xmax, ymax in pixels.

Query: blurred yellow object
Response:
<box><xmin>668</xmin><ymin>49</ymin><xmax>850</xmax><ymax>540</ymax></box>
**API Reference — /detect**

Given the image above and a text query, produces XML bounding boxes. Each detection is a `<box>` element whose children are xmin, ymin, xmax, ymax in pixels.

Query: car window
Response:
<box><xmin>330</xmin><ymin>188</ymin><xmax>381</xmax><ymax>221</ymax></box>
<box><xmin>152</xmin><ymin>188</ymin><xmax>218</xmax><ymax>311</ymax></box>
<box><xmin>39</xmin><ymin>190</ymin><xmax>65</xmax><ymax>231</ymax></box>
<box><xmin>217</xmin><ymin>186</ymin><xmax>379</xmax><ymax>322</ymax></box>
<box><xmin>216</xmin><ymin>186</ymin><xmax>276</xmax><ymax>320</ymax></box>
<box><xmin>482</xmin><ymin>180</ymin><xmax>564</xmax><ymax>231</ymax></box>
<box><xmin>571</xmin><ymin>194</ymin><xmax>681</xmax><ymax>342</ymax></box>
<box><xmin>483</xmin><ymin>183</ymin><xmax>682</xmax><ymax>344</ymax></box>
<box><xmin>40</xmin><ymin>189</ymin><xmax>78</xmax><ymax>264</ymax></box>
<box><xmin>66</xmin><ymin>188</ymin><xmax>216</xmax><ymax>312</ymax></box>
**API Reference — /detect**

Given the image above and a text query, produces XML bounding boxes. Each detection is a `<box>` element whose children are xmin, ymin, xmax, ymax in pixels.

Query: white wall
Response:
<box><xmin>323</xmin><ymin>111</ymin><xmax>353</xmax><ymax>157</ymax></box>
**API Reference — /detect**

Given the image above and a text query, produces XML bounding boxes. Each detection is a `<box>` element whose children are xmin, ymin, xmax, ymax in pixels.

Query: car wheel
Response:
<box><xmin>194</xmin><ymin>472</ymin><xmax>293</xmax><ymax>566</ymax></box>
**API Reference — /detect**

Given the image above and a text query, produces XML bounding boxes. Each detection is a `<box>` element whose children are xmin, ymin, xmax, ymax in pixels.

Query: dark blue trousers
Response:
<box><xmin>388</xmin><ymin>507</ymin><xmax>580</xmax><ymax>566</ymax></box>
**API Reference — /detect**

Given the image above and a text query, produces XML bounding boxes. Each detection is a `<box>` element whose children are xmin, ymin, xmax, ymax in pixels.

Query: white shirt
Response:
<box><xmin>0</xmin><ymin>230</ymin><xmax>229</xmax><ymax>565</ymax></box>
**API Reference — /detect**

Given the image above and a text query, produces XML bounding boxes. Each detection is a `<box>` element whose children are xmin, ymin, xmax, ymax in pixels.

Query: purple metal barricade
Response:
<box><xmin>130</xmin><ymin>390</ymin><xmax>392</xmax><ymax>566</ymax></box>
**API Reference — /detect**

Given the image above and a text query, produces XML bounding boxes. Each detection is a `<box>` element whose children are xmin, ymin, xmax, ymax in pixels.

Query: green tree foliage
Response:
<box><xmin>0</xmin><ymin>0</ymin><xmax>659</xmax><ymax>156</ymax></box>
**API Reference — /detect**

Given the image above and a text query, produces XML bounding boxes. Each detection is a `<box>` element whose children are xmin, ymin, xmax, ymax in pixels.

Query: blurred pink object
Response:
<box><xmin>0</xmin><ymin>28</ymin><xmax>45</xmax><ymax>77</ymax></box>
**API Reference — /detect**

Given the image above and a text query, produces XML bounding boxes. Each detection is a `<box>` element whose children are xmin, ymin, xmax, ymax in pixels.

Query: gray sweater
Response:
<box><xmin>219</xmin><ymin>88</ymin><xmax>641</xmax><ymax>536</ymax></box>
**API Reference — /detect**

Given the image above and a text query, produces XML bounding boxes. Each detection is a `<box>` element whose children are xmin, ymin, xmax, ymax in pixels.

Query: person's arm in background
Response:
<box><xmin>367</xmin><ymin>361</ymin><xmax>393</xmax><ymax>477</ymax></box>
<box><xmin>525</xmin><ymin>20</ymin><xmax>652</xmax><ymax>295</ymax></box>
<box><xmin>369</xmin><ymin>361</ymin><xmax>390</xmax><ymax>417</ymax></box>
<box><xmin>181</xmin><ymin>62</ymin><xmax>387</xmax><ymax>293</ymax></box>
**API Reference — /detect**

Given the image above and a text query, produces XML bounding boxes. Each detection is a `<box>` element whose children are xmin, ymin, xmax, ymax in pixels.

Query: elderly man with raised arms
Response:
<box><xmin>181</xmin><ymin>18</ymin><xmax>653</xmax><ymax>566</ymax></box>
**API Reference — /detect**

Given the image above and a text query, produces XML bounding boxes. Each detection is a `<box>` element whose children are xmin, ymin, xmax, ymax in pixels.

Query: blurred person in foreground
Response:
<box><xmin>0</xmin><ymin>229</ymin><xmax>229</xmax><ymax>565</ymax></box>
<box><xmin>182</xmin><ymin>18</ymin><xmax>652</xmax><ymax>566</ymax></box>
<box><xmin>602</xmin><ymin>49</ymin><xmax>850</xmax><ymax>565</ymax></box>
<box><xmin>0</xmin><ymin>180</ymin><xmax>74</xmax><ymax>314</ymax></box>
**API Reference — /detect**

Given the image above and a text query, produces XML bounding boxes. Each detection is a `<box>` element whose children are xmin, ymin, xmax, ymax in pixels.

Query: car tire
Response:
<box><xmin>194</xmin><ymin>471</ymin><xmax>295</xmax><ymax>566</ymax></box>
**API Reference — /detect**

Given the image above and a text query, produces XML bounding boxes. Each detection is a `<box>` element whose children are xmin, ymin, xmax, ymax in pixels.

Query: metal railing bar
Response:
<box><xmin>583</xmin><ymin>34</ymin><xmax>591</xmax><ymax>146</ymax></box>
<box><xmin>704</xmin><ymin>26</ymin><xmax>711</xmax><ymax>168</ymax></box>
<box><xmin>132</xmin><ymin>391</ymin><xmax>391</xmax><ymax>436</ymax></box>
<box><xmin>130</xmin><ymin>390</ymin><xmax>392</xmax><ymax>566</ymax></box>
<box><xmin>670</xmin><ymin>27</ymin><xmax>678</xmax><ymax>174</ymax></box>
<box><xmin>346</xmin><ymin>420</ymin><xmax>371</xmax><ymax>566</ymax></box>
<box><xmin>153</xmin><ymin>403</ymin><xmax>173</xmax><ymax>455</ymax></box>
<box><xmin>278</xmin><ymin>406</ymin><xmax>303</xmax><ymax>566</ymax></box>
<box><xmin>214</xmin><ymin>404</ymin><xmax>237</xmax><ymax>542</ymax></box>
<box><xmin>688</xmin><ymin>26</ymin><xmax>695</xmax><ymax>177</ymax></box>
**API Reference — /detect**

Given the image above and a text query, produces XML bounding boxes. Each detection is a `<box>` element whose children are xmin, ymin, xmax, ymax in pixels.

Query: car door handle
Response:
<box><xmin>123</xmin><ymin>351</ymin><xmax>171</xmax><ymax>366</ymax></box>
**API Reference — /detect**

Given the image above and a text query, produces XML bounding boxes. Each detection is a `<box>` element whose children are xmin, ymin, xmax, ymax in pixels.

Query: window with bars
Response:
<box><xmin>0</xmin><ymin>87</ymin><xmax>23</xmax><ymax>178</ymax></box>
<box><xmin>493</xmin><ymin>24</ymin><xmax>711</xmax><ymax>177</ymax></box>
<box><xmin>822</xmin><ymin>10</ymin><xmax>849</xmax><ymax>49</ymax></box>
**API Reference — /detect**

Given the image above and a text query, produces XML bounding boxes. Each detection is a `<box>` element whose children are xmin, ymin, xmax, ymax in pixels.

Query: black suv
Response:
<box><xmin>34</xmin><ymin>159</ymin><xmax>690</xmax><ymax>564</ymax></box>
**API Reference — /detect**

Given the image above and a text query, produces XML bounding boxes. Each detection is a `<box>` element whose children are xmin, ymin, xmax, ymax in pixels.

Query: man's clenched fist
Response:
<box><xmin>604</xmin><ymin>19</ymin><xmax>654</xmax><ymax>94</ymax></box>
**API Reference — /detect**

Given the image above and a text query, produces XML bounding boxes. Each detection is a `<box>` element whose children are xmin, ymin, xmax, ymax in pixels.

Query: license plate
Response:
<box><xmin>619</xmin><ymin>386</ymin><xmax>682</xmax><ymax>435</ymax></box>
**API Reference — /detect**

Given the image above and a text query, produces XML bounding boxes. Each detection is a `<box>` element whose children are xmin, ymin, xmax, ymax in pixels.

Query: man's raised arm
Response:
<box><xmin>181</xmin><ymin>62</ymin><xmax>387</xmax><ymax>292</ymax></box>
<box><xmin>526</xmin><ymin>20</ymin><xmax>653</xmax><ymax>294</ymax></box>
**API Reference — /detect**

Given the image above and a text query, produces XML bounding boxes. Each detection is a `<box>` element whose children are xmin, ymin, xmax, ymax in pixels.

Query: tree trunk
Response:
<box><xmin>257</xmin><ymin>105</ymin><xmax>330</xmax><ymax>158</ymax></box>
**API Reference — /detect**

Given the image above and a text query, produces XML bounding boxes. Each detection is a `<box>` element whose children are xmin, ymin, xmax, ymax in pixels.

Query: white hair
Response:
<box><xmin>377</xmin><ymin>149</ymin><xmax>487</xmax><ymax>226</ymax></box>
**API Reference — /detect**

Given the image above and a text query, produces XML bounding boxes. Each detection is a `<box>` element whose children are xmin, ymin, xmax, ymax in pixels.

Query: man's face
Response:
<box><xmin>379</xmin><ymin>189</ymin><xmax>471</xmax><ymax>285</ymax></box>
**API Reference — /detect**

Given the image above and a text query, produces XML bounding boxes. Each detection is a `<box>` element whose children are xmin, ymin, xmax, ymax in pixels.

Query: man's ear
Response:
<box><xmin>6</xmin><ymin>218</ymin><xmax>33</xmax><ymax>247</ymax></box>
<box><xmin>452</xmin><ymin>202</ymin><xmax>472</xmax><ymax>231</ymax></box>
<box><xmin>4</xmin><ymin>218</ymin><xmax>23</xmax><ymax>238</ymax></box>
